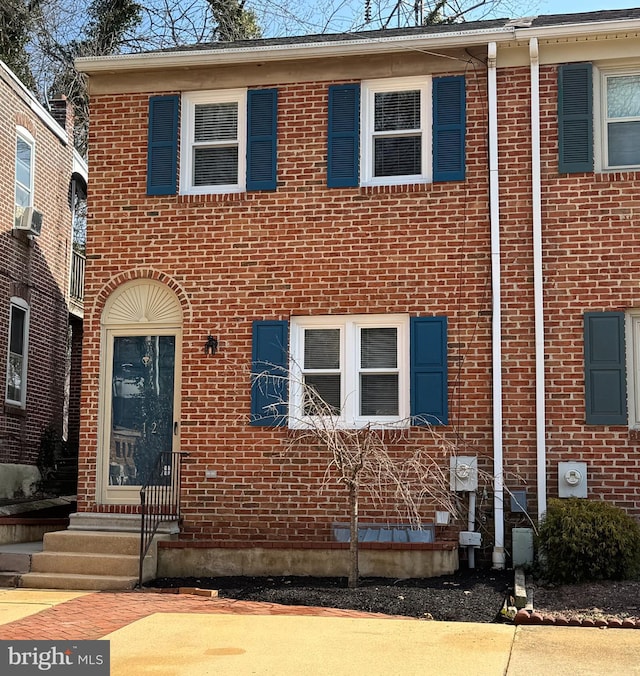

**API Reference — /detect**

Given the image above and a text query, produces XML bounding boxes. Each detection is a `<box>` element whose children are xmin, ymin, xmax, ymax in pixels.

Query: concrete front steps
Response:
<box><xmin>19</xmin><ymin>530</ymin><xmax>158</xmax><ymax>590</ymax></box>
<box><xmin>0</xmin><ymin>541</ymin><xmax>43</xmax><ymax>586</ymax></box>
<box><xmin>21</xmin><ymin>513</ymin><xmax>180</xmax><ymax>591</ymax></box>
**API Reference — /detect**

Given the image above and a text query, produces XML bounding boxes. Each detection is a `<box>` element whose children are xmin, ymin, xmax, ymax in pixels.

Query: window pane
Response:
<box><xmin>16</xmin><ymin>158</ymin><xmax>31</xmax><ymax>187</ymax></box>
<box><xmin>608</xmin><ymin>121</ymin><xmax>640</xmax><ymax>167</ymax></box>
<box><xmin>361</xmin><ymin>327</ymin><xmax>397</xmax><ymax>368</ymax></box>
<box><xmin>9</xmin><ymin>307</ymin><xmax>25</xmax><ymax>355</ymax></box>
<box><xmin>194</xmin><ymin>103</ymin><xmax>238</xmax><ymax>141</ymax></box>
<box><xmin>15</xmin><ymin>185</ymin><xmax>30</xmax><ymax>208</ymax></box>
<box><xmin>607</xmin><ymin>75</ymin><xmax>640</xmax><ymax>118</ymax></box>
<box><xmin>7</xmin><ymin>354</ymin><xmax>23</xmax><ymax>402</ymax></box>
<box><xmin>360</xmin><ymin>374</ymin><xmax>399</xmax><ymax>416</ymax></box>
<box><xmin>304</xmin><ymin>329</ymin><xmax>340</xmax><ymax>369</ymax></box>
<box><xmin>304</xmin><ymin>374</ymin><xmax>341</xmax><ymax>414</ymax></box>
<box><xmin>374</xmin><ymin>91</ymin><xmax>420</xmax><ymax>131</ymax></box>
<box><xmin>193</xmin><ymin>146</ymin><xmax>238</xmax><ymax>185</ymax></box>
<box><xmin>374</xmin><ymin>136</ymin><xmax>421</xmax><ymax>176</ymax></box>
<box><xmin>16</xmin><ymin>138</ymin><xmax>31</xmax><ymax>173</ymax></box>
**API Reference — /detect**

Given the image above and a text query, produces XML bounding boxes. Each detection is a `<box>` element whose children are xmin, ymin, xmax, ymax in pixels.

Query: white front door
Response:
<box><xmin>98</xmin><ymin>280</ymin><xmax>183</xmax><ymax>504</ymax></box>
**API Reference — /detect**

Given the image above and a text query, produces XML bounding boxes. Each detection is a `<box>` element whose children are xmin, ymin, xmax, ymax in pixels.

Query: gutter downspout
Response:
<box><xmin>530</xmin><ymin>37</ymin><xmax>547</xmax><ymax>521</ymax></box>
<box><xmin>488</xmin><ymin>42</ymin><xmax>505</xmax><ymax>570</ymax></box>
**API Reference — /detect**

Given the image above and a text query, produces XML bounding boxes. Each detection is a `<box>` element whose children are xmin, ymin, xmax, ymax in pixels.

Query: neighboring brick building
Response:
<box><xmin>0</xmin><ymin>61</ymin><xmax>86</xmax><ymax>498</ymax></box>
<box><xmin>72</xmin><ymin>8</ymin><xmax>640</xmax><ymax>574</ymax></box>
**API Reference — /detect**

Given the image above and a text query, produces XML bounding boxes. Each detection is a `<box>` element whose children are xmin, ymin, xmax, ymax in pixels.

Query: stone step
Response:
<box><xmin>0</xmin><ymin>572</ymin><xmax>20</xmax><ymax>586</ymax></box>
<box><xmin>42</xmin><ymin>530</ymin><xmax>145</xmax><ymax>556</ymax></box>
<box><xmin>20</xmin><ymin>572</ymin><xmax>138</xmax><ymax>591</ymax></box>
<box><xmin>0</xmin><ymin>551</ymin><xmax>34</xmax><ymax>573</ymax></box>
<box><xmin>30</xmin><ymin>551</ymin><xmax>153</xmax><ymax>578</ymax></box>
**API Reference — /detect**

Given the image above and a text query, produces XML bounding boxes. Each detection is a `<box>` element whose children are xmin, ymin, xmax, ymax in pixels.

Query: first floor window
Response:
<box><xmin>181</xmin><ymin>89</ymin><xmax>246</xmax><ymax>194</ymax></box>
<box><xmin>627</xmin><ymin>311</ymin><xmax>640</xmax><ymax>427</ymax></box>
<box><xmin>6</xmin><ymin>299</ymin><xmax>29</xmax><ymax>407</ymax></box>
<box><xmin>290</xmin><ymin>314</ymin><xmax>408</xmax><ymax>427</ymax></box>
<box><xmin>601</xmin><ymin>69</ymin><xmax>640</xmax><ymax>170</ymax></box>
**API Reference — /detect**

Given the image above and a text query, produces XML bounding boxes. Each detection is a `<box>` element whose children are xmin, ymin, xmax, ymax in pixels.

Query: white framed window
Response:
<box><xmin>289</xmin><ymin>314</ymin><xmax>409</xmax><ymax>428</ymax></box>
<box><xmin>15</xmin><ymin>127</ymin><xmax>35</xmax><ymax>213</ymax></box>
<box><xmin>361</xmin><ymin>76</ymin><xmax>431</xmax><ymax>187</ymax></box>
<box><xmin>597</xmin><ymin>68</ymin><xmax>640</xmax><ymax>171</ymax></box>
<box><xmin>626</xmin><ymin>310</ymin><xmax>640</xmax><ymax>428</ymax></box>
<box><xmin>180</xmin><ymin>89</ymin><xmax>246</xmax><ymax>194</ymax></box>
<box><xmin>5</xmin><ymin>298</ymin><xmax>29</xmax><ymax>408</ymax></box>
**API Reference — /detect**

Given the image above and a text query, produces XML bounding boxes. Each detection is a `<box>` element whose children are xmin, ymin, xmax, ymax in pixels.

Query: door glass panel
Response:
<box><xmin>110</xmin><ymin>335</ymin><xmax>175</xmax><ymax>486</ymax></box>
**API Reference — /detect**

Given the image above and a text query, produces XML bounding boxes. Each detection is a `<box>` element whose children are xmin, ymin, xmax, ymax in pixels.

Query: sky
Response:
<box><xmin>535</xmin><ymin>0</ymin><xmax>639</xmax><ymax>14</ymax></box>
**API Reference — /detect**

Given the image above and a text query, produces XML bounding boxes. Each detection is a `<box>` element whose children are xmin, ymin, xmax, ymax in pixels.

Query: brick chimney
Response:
<box><xmin>49</xmin><ymin>96</ymin><xmax>74</xmax><ymax>138</ymax></box>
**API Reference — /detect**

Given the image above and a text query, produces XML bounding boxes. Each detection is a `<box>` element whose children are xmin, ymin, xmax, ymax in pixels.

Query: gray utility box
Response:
<box><xmin>512</xmin><ymin>527</ymin><xmax>534</xmax><ymax>566</ymax></box>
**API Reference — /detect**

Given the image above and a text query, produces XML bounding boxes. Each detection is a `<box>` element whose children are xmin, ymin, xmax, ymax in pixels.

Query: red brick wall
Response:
<box><xmin>0</xmin><ymin>70</ymin><xmax>76</xmax><ymax>467</ymax></box>
<box><xmin>496</xmin><ymin>64</ymin><xmax>640</xmax><ymax>520</ymax></box>
<box><xmin>80</xmin><ymin>57</ymin><xmax>640</xmax><ymax>547</ymax></box>
<box><xmin>80</xmin><ymin>67</ymin><xmax>500</xmax><ymax>544</ymax></box>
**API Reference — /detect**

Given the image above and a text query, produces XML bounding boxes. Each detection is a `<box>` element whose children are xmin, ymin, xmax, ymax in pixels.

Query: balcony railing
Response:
<box><xmin>70</xmin><ymin>249</ymin><xmax>85</xmax><ymax>304</ymax></box>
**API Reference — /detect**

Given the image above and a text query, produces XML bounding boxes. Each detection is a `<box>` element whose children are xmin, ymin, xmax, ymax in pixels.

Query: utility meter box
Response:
<box><xmin>512</xmin><ymin>527</ymin><xmax>534</xmax><ymax>566</ymax></box>
<box><xmin>450</xmin><ymin>456</ymin><xmax>478</xmax><ymax>492</ymax></box>
<box><xmin>459</xmin><ymin>531</ymin><xmax>482</xmax><ymax>547</ymax></box>
<box><xmin>558</xmin><ymin>461</ymin><xmax>587</xmax><ymax>498</ymax></box>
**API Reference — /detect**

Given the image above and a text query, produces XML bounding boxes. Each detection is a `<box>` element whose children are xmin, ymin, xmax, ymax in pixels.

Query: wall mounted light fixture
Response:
<box><xmin>204</xmin><ymin>335</ymin><xmax>218</xmax><ymax>355</ymax></box>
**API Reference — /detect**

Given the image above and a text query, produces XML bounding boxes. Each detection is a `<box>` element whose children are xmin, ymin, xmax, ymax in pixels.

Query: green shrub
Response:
<box><xmin>537</xmin><ymin>498</ymin><xmax>640</xmax><ymax>584</ymax></box>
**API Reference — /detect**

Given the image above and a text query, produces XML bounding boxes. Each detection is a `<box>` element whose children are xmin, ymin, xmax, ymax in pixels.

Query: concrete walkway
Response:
<box><xmin>0</xmin><ymin>588</ymin><xmax>639</xmax><ymax>675</ymax></box>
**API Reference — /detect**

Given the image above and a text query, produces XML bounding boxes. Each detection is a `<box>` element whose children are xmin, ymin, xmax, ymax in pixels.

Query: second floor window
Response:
<box><xmin>15</xmin><ymin>127</ymin><xmax>34</xmax><ymax>212</ymax></box>
<box><xmin>181</xmin><ymin>89</ymin><xmax>246</xmax><ymax>194</ymax></box>
<box><xmin>361</xmin><ymin>77</ymin><xmax>431</xmax><ymax>186</ymax></box>
<box><xmin>602</xmin><ymin>71</ymin><xmax>640</xmax><ymax>170</ymax></box>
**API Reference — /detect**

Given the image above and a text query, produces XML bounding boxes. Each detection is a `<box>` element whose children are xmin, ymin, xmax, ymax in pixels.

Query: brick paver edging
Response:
<box><xmin>0</xmin><ymin>591</ymin><xmax>404</xmax><ymax>641</ymax></box>
<box><xmin>514</xmin><ymin>609</ymin><xmax>640</xmax><ymax>629</ymax></box>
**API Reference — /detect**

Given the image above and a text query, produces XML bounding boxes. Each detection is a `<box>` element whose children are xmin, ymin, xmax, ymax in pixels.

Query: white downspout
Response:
<box><xmin>530</xmin><ymin>37</ymin><xmax>547</xmax><ymax>521</ymax></box>
<box><xmin>488</xmin><ymin>42</ymin><xmax>505</xmax><ymax>569</ymax></box>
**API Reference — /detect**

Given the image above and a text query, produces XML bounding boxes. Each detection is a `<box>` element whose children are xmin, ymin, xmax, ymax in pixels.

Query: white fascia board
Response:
<box><xmin>75</xmin><ymin>26</ymin><xmax>517</xmax><ymax>73</ymax></box>
<box><xmin>514</xmin><ymin>18</ymin><xmax>640</xmax><ymax>42</ymax></box>
<box><xmin>0</xmin><ymin>60</ymin><xmax>68</xmax><ymax>145</ymax></box>
<box><xmin>73</xmin><ymin>150</ymin><xmax>88</xmax><ymax>183</ymax></box>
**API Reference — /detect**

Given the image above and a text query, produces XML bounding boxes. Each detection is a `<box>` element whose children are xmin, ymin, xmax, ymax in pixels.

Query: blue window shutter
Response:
<box><xmin>558</xmin><ymin>63</ymin><xmax>593</xmax><ymax>173</ymax></box>
<box><xmin>432</xmin><ymin>76</ymin><xmax>466</xmax><ymax>182</ymax></box>
<box><xmin>327</xmin><ymin>84</ymin><xmax>360</xmax><ymax>188</ymax></box>
<box><xmin>247</xmin><ymin>89</ymin><xmax>277</xmax><ymax>191</ymax></box>
<box><xmin>410</xmin><ymin>317</ymin><xmax>448</xmax><ymax>425</ymax></box>
<box><xmin>584</xmin><ymin>312</ymin><xmax>626</xmax><ymax>425</ymax></box>
<box><xmin>251</xmin><ymin>320</ymin><xmax>289</xmax><ymax>426</ymax></box>
<box><xmin>147</xmin><ymin>95</ymin><xmax>179</xmax><ymax>195</ymax></box>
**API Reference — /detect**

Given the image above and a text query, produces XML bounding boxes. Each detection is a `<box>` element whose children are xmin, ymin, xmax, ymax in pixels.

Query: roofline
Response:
<box><xmin>75</xmin><ymin>16</ymin><xmax>640</xmax><ymax>74</ymax></box>
<box><xmin>0</xmin><ymin>60</ymin><xmax>69</xmax><ymax>145</ymax></box>
<box><xmin>76</xmin><ymin>26</ymin><xmax>515</xmax><ymax>73</ymax></box>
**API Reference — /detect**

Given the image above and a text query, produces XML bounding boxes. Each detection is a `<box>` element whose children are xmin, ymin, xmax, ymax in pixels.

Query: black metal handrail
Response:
<box><xmin>138</xmin><ymin>451</ymin><xmax>188</xmax><ymax>587</ymax></box>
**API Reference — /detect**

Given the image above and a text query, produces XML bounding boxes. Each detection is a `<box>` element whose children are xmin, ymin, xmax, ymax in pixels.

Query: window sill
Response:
<box><xmin>4</xmin><ymin>403</ymin><xmax>26</xmax><ymax>417</ymax></box>
<box><xmin>594</xmin><ymin>169</ymin><xmax>640</xmax><ymax>183</ymax></box>
<box><xmin>177</xmin><ymin>192</ymin><xmax>247</xmax><ymax>205</ymax></box>
<box><xmin>359</xmin><ymin>182</ymin><xmax>437</xmax><ymax>196</ymax></box>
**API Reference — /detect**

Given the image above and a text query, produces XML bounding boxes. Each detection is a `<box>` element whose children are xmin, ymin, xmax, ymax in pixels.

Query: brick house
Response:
<box><xmin>0</xmin><ymin>61</ymin><xmax>86</xmax><ymax>500</ymax></box>
<box><xmin>64</xmin><ymin>7</ymin><xmax>640</xmax><ymax>580</ymax></box>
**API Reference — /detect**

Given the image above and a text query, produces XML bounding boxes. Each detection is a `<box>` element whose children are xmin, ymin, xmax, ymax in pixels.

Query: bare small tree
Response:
<box><xmin>254</xmin><ymin>369</ymin><xmax>464</xmax><ymax>588</ymax></box>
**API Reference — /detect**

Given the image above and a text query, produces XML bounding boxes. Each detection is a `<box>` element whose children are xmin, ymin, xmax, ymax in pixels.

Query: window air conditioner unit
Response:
<box><xmin>14</xmin><ymin>206</ymin><xmax>43</xmax><ymax>237</ymax></box>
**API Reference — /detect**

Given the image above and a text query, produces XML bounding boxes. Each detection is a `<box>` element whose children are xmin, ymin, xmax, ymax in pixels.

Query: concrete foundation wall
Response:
<box><xmin>157</xmin><ymin>545</ymin><xmax>459</xmax><ymax>579</ymax></box>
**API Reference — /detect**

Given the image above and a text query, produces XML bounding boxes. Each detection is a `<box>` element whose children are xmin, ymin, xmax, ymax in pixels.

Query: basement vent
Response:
<box><xmin>332</xmin><ymin>523</ymin><xmax>435</xmax><ymax>544</ymax></box>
